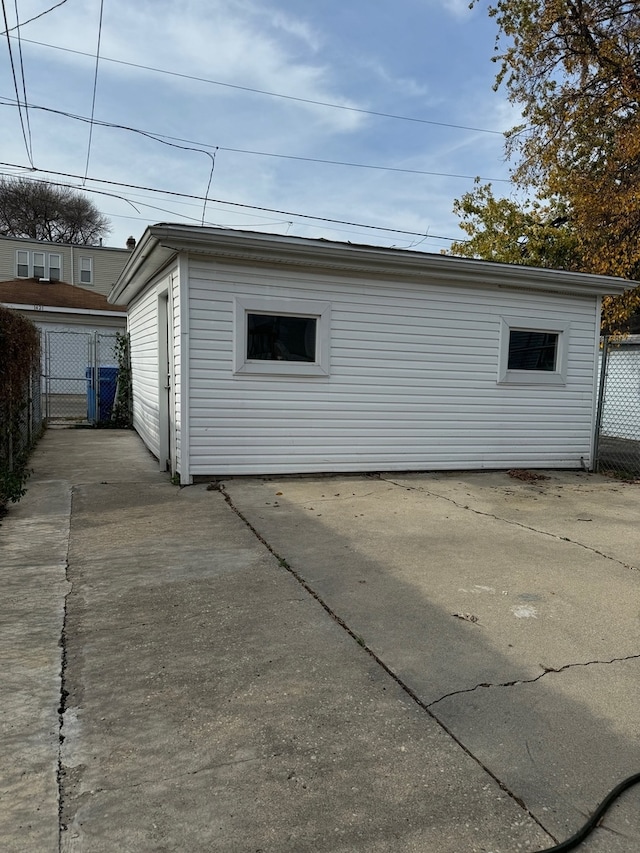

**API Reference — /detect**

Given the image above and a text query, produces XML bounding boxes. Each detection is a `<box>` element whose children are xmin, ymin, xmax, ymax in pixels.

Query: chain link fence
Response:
<box><xmin>595</xmin><ymin>335</ymin><xmax>640</xmax><ymax>477</ymax></box>
<box><xmin>0</xmin><ymin>357</ymin><xmax>43</xmax><ymax>478</ymax></box>
<box><xmin>42</xmin><ymin>330</ymin><xmax>122</xmax><ymax>425</ymax></box>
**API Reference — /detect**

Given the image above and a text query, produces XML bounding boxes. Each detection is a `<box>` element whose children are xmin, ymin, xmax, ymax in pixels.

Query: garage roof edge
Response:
<box><xmin>108</xmin><ymin>223</ymin><xmax>634</xmax><ymax>306</ymax></box>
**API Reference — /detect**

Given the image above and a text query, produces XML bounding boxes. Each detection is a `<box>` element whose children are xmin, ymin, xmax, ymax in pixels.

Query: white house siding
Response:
<box><xmin>128</xmin><ymin>285</ymin><xmax>162</xmax><ymax>458</ymax></box>
<box><xmin>186</xmin><ymin>259</ymin><xmax>600</xmax><ymax>476</ymax></box>
<box><xmin>127</xmin><ymin>268</ymin><xmax>182</xmax><ymax>469</ymax></box>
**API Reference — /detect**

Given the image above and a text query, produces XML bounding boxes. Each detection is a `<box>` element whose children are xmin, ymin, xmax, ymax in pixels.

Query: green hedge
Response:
<box><xmin>0</xmin><ymin>305</ymin><xmax>42</xmax><ymax>510</ymax></box>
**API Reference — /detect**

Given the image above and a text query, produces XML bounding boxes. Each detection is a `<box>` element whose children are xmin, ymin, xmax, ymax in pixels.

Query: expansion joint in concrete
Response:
<box><xmin>379</xmin><ymin>476</ymin><xmax>639</xmax><ymax>574</ymax></box>
<box><xmin>218</xmin><ymin>484</ymin><xmax>558</xmax><ymax>847</ymax></box>
<box><xmin>427</xmin><ymin>653</ymin><xmax>640</xmax><ymax>709</ymax></box>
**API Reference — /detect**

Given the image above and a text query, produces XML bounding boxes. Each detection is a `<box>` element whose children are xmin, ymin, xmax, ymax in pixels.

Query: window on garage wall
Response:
<box><xmin>234</xmin><ymin>296</ymin><xmax>330</xmax><ymax>376</ymax></box>
<box><xmin>498</xmin><ymin>317</ymin><xmax>569</xmax><ymax>385</ymax></box>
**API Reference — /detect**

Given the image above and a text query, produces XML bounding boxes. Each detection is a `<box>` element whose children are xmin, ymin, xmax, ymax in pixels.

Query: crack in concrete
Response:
<box><xmin>57</xmin><ymin>486</ymin><xmax>73</xmax><ymax>852</ymax></box>
<box><xmin>379</xmin><ymin>476</ymin><xmax>640</xmax><ymax>573</ymax></box>
<box><xmin>427</xmin><ymin>654</ymin><xmax>640</xmax><ymax>709</ymax></box>
<box><xmin>218</xmin><ymin>485</ymin><xmax>559</xmax><ymax>848</ymax></box>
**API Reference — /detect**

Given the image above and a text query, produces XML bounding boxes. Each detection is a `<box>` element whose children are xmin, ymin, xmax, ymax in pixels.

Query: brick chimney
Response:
<box><xmin>126</xmin><ymin>236</ymin><xmax>136</xmax><ymax>250</ymax></box>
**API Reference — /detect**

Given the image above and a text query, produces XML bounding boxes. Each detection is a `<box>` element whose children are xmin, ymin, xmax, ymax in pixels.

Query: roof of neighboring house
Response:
<box><xmin>0</xmin><ymin>279</ymin><xmax>127</xmax><ymax>312</ymax></box>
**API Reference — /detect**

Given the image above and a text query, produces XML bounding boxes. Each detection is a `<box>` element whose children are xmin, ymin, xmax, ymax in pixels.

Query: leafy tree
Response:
<box><xmin>451</xmin><ymin>0</ymin><xmax>640</xmax><ymax>331</ymax></box>
<box><xmin>0</xmin><ymin>177</ymin><xmax>110</xmax><ymax>245</ymax></box>
<box><xmin>451</xmin><ymin>182</ymin><xmax>581</xmax><ymax>269</ymax></box>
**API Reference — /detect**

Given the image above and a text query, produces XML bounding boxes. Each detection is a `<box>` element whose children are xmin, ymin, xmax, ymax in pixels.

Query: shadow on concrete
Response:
<box><xmin>225</xmin><ymin>473</ymin><xmax>640</xmax><ymax>851</ymax></box>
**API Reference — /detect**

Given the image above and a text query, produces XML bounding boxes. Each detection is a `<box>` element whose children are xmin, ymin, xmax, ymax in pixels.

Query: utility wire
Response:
<box><xmin>14</xmin><ymin>36</ymin><xmax>505</xmax><ymax>136</ymax></box>
<box><xmin>83</xmin><ymin>0</ymin><xmax>104</xmax><ymax>182</ymax></box>
<box><xmin>11</xmin><ymin>0</ymin><xmax>33</xmax><ymax>164</ymax></box>
<box><xmin>0</xmin><ymin>97</ymin><xmax>511</xmax><ymax>184</ymax></box>
<box><xmin>0</xmin><ymin>0</ymin><xmax>68</xmax><ymax>35</ymax></box>
<box><xmin>0</xmin><ymin>159</ymin><xmax>460</xmax><ymax>242</ymax></box>
<box><xmin>1</xmin><ymin>1</ymin><xmax>33</xmax><ymax>166</ymax></box>
<box><xmin>0</xmin><ymin>166</ymin><xmax>452</xmax><ymax>247</ymax></box>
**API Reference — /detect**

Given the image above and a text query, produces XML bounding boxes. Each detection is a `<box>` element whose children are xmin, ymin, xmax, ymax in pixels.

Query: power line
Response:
<box><xmin>1</xmin><ymin>1</ymin><xmax>33</xmax><ymax>166</ymax></box>
<box><xmin>0</xmin><ymin>159</ymin><xmax>460</xmax><ymax>242</ymax></box>
<box><xmin>0</xmin><ymin>96</ymin><xmax>511</xmax><ymax>184</ymax></box>
<box><xmin>0</xmin><ymin>0</ymin><xmax>68</xmax><ymax>35</ymax></box>
<box><xmin>83</xmin><ymin>0</ymin><xmax>104</xmax><ymax>182</ymax></box>
<box><xmin>15</xmin><ymin>36</ymin><xmax>505</xmax><ymax>136</ymax></box>
<box><xmin>12</xmin><ymin>0</ymin><xmax>33</xmax><ymax>164</ymax></box>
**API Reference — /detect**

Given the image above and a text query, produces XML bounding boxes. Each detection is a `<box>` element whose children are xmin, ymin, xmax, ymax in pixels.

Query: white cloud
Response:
<box><xmin>20</xmin><ymin>0</ymin><xmax>365</xmax><ymax>133</ymax></box>
<box><xmin>439</xmin><ymin>0</ymin><xmax>475</xmax><ymax>20</ymax></box>
<box><xmin>0</xmin><ymin>0</ymin><xmax>515</xmax><ymax>252</ymax></box>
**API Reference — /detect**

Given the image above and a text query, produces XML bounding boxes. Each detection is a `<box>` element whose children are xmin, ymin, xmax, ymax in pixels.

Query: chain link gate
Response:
<box><xmin>42</xmin><ymin>329</ymin><xmax>120</xmax><ymax>425</ymax></box>
<box><xmin>595</xmin><ymin>335</ymin><xmax>640</xmax><ymax>477</ymax></box>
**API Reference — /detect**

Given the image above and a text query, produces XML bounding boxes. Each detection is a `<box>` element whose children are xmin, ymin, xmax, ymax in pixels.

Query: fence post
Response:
<box><xmin>43</xmin><ymin>330</ymin><xmax>50</xmax><ymax>421</ymax></box>
<box><xmin>593</xmin><ymin>335</ymin><xmax>609</xmax><ymax>472</ymax></box>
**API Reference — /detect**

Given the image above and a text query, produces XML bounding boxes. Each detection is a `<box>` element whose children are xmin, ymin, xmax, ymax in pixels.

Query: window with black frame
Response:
<box><xmin>507</xmin><ymin>330</ymin><xmax>558</xmax><ymax>371</ymax></box>
<box><xmin>246</xmin><ymin>313</ymin><xmax>317</xmax><ymax>362</ymax></box>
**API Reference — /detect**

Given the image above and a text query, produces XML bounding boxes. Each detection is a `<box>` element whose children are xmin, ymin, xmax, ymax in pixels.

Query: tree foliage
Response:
<box><xmin>451</xmin><ymin>0</ymin><xmax>640</xmax><ymax>331</ymax></box>
<box><xmin>0</xmin><ymin>305</ymin><xmax>41</xmax><ymax>509</ymax></box>
<box><xmin>451</xmin><ymin>183</ymin><xmax>581</xmax><ymax>269</ymax></box>
<box><xmin>0</xmin><ymin>177</ymin><xmax>111</xmax><ymax>245</ymax></box>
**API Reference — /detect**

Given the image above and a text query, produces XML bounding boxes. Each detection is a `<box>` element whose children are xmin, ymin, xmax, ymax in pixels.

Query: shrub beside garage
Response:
<box><xmin>0</xmin><ymin>305</ymin><xmax>42</xmax><ymax>512</ymax></box>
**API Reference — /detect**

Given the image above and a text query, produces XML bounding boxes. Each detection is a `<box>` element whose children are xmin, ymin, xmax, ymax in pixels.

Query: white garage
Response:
<box><xmin>109</xmin><ymin>224</ymin><xmax>632</xmax><ymax>482</ymax></box>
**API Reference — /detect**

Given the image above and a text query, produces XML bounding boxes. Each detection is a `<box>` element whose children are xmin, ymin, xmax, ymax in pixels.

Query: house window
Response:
<box><xmin>234</xmin><ymin>297</ymin><xmax>330</xmax><ymax>376</ymax></box>
<box><xmin>79</xmin><ymin>256</ymin><xmax>92</xmax><ymax>284</ymax></box>
<box><xmin>49</xmin><ymin>254</ymin><xmax>61</xmax><ymax>281</ymax></box>
<box><xmin>15</xmin><ymin>249</ymin><xmax>63</xmax><ymax>280</ymax></box>
<box><xmin>16</xmin><ymin>250</ymin><xmax>29</xmax><ymax>277</ymax></box>
<box><xmin>498</xmin><ymin>318</ymin><xmax>569</xmax><ymax>385</ymax></box>
<box><xmin>33</xmin><ymin>252</ymin><xmax>45</xmax><ymax>279</ymax></box>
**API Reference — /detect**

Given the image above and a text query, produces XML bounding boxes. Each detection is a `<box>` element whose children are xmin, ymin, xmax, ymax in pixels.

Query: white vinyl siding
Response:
<box><xmin>186</xmin><ymin>259</ymin><xmax>600</xmax><ymax>476</ymax></box>
<box><xmin>126</xmin><ymin>267</ymin><xmax>181</xmax><ymax>473</ymax></box>
<box><xmin>128</xmin><ymin>286</ymin><xmax>161</xmax><ymax>458</ymax></box>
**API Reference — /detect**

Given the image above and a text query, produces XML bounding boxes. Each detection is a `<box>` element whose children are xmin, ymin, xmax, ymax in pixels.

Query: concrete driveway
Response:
<box><xmin>2</xmin><ymin>430</ymin><xmax>639</xmax><ymax>852</ymax></box>
<box><xmin>223</xmin><ymin>470</ymin><xmax>640</xmax><ymax>850</ymax></box>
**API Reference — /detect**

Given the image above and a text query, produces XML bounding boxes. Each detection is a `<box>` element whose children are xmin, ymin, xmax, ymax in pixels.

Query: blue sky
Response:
<box><xmin>0</xmin><ymin>0</ymin><xmax>520</xmax><ymax>251</ymax></box>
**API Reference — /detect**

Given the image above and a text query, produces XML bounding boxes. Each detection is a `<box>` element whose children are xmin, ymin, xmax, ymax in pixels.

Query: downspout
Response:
<box><xmin>593</xmin><ymin>334</ymin><xmax>609</xmax><ymax>473</ymax></box>
<box><xmin>70</xmin><ymin>245</ymin><xmax>74</xmax><ymax>286</ymax></box>
<box><xmin>589</xmin><ymin>294</ymin><xmax>603</xmax><ymax>471</ymax></box>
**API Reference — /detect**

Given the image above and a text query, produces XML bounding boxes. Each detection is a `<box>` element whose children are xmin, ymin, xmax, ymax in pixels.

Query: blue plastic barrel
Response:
<box><xmin>86</xmin><ymin>366</ymin><xmax>119</xmax><ymax>422</ymax></box>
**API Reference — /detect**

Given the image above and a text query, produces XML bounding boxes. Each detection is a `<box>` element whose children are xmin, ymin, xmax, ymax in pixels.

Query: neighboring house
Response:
<box><xmin>108</xmin><ymin>224</ymin><xmax>631</xmax><ymax>483</ymax></box>
<box><xmin>0</xmin><ymin>234</ymin><xmax>134</xmax><ymax>297</ymax></box>
<box><xmin>0</xmin><ymin>279</ymin><xmax>127</xmax><ymax>408</ymax></box>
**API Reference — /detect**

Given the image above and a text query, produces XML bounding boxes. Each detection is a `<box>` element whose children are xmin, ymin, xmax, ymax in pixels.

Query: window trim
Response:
<box><xmin>48</xmin><ymin>253</ymin><xmax>61</xmax><ymax>281</ymax></box>
<box><xmin>498</xmin><ymin>317</ymin><xmax>569</xmax><ymax>385</ymax></box>
<box><xmin>16</xmin><ymin>249</ymin><xmax>29</xmax><ymax>278</ymax></box>
<box><xmin>33</xmin><ymin>251</ymin><xmax>45</xmax><ymax>279</ymax></box>
<box><xmin>234</xmin><ymin>296</ymin><xmax>331</xmax><ymax>376</ymax></box>
<box><xmin>15</xmin><ymin>249</ymin><xmax>63</xmax><ymax>280</ymax></box>
<box><xmin>79</xmin><ymin>256</ymin><xmax>93</xmax><ymax>284</ymax></box>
